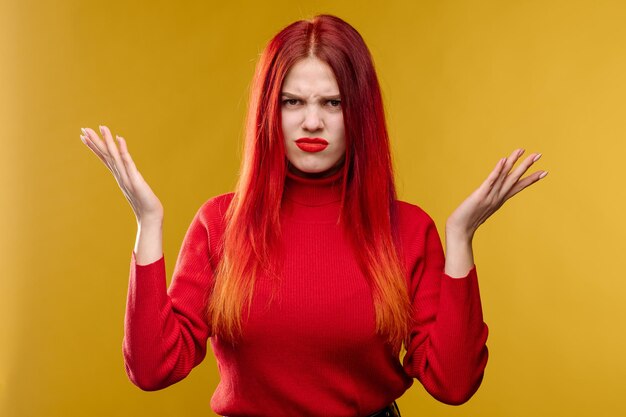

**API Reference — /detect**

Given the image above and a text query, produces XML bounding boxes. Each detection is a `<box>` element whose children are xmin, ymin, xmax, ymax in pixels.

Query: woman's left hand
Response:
<box><xmin>446</xmin><ymin>148</ymin><xmax>547</xmax><ymax>241</ymax></box>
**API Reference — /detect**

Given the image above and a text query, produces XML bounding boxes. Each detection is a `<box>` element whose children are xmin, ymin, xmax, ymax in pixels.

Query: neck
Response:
<box><xmin>283</xmin><ymin>166</ymin><xmax>344</xmax><ymax>208</ymax></box>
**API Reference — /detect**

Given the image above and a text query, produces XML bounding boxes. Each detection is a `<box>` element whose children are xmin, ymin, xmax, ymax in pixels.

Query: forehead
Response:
<box><xmin>282</xmin><ymin>57</ymin><xmax>339</xmax><ymax>95</ymax></box>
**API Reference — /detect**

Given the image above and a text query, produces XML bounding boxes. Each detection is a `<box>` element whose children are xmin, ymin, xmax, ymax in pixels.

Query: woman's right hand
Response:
<box><xmin>80</xmin><ymin>125</ymin><xmax>164</xmax><ymax>224</ymax></box>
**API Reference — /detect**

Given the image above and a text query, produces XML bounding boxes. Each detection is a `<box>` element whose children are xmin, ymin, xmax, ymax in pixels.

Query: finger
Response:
<box><xmin>81</xmin><ymin>134</ymin><xmax>112</xmax><ymax>169</ymax></box>
<box><xmin>493</xmin><ymin>148</ymin><xmax>524</xmax><ymax>197</ymax></box>
<box><xmin>95</xmin><ymin>125</ymin><xmax>124</xmax><ymax>183</ymax></box>
<box><xmin>499</xmin><ymin>152</ymin><xmax>542</xmax><ymax>198</ymax></box>
<box><xmin>100</xmin><ymin>125</ymin><xmax>131</xmax><ymax>188</ymax></box>
<box><xmin>115</xmin><ymin>135</ymin><xmax>157</xmax><ymax>216</ymax></box>
<box><xmin>480</xmin><ymin>157</ymin><xmax>507</xmax><ymax>192</ymax></box>
<box><xmin>108</xmin><ymin>135</ymin><xmax>142</xmax><ymax>212</ymax></box>
<box><xmin>116</xmin><ymin>135</ymin><xmax>143</xmax><ymax>184</ymax></box>
<box><xmin>503</xmin><ymin>170</ymin><xmax>548</xmax><ymax>201</ymax></box>
<box><xmin>82</xmin><ymin>127</ymin><xmax>111</xmax><ymax>164</ymax></box>
<box><xmin>474</xmin><ymin>157</ymin><xmax>507</xmax><ymax>205</ymax></box>
<box><xmin>116</xmin><ymin>136</ymin><xmax>150</xmax><ymax>212</ymax></box>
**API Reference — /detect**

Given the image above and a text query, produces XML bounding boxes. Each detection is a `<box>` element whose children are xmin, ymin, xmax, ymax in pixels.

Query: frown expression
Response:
<box><xmin>281</xmin><ymin>56</ymin><xmax>346</xmax><ymax>178</ymax></box>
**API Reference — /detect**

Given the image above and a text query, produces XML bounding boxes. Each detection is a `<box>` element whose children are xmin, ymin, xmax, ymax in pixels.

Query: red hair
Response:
<box><xmin>208</xmin><ymin>14</ymin><xmax>412</xmax><ymax>356</ymax></box>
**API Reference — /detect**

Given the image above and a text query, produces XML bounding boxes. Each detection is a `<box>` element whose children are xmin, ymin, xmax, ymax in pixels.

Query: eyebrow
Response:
<box><xmin>281</xmin><ymin>92</ymin><xmax>341</xmax><ymax>100</ymax></box>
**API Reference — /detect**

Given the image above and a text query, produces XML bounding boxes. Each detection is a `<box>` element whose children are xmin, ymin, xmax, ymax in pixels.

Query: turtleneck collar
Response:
<box><xmin>282</xmin><ymin>168</ymin><xmax>344</xmax><ymax>207</ymax></box>
<box><xmin>281</xmin><ymin>168</ymin><xmax>344</xmax><ymax>224</ymax></box>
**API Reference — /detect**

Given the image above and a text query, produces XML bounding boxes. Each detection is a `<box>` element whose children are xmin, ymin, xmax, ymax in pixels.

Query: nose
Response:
<box><xmin>301</xmin><ymin>106</ymin><xmax>324</xmax><ymax>132</ymax></box>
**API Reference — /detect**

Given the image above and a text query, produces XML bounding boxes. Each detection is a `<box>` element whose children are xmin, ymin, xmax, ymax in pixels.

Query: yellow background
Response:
<box><xmin>2</xmin><ymin>0</ymin><xmax>624</xmax><ymax>416</ymax></box>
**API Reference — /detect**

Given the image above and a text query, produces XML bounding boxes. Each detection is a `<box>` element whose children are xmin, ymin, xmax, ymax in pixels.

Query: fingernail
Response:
<box><xmin>533</xmin><ymin>153</ymin><xmax>542</xmax><ymax>162</ymax></box>
<box><xmin>99</xmin><ymin>125</ymin><xmax>105</xmax><ymax>135</ymax></box>
<box><xmin>539</xmin><ymin>171</ymin><xmax>548</xmax><ymax>179</ymax></box>
<box><xmin>81</xmin><ymin>128</ymin><xmax>87</xmax><ymax>136</ymax></box>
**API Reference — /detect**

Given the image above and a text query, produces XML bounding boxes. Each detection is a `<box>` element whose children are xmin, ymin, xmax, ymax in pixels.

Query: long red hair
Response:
<box><xmin>208</xmin><ymin>14</ymin><xmax>412</xmax><ymax>356</ymax></box>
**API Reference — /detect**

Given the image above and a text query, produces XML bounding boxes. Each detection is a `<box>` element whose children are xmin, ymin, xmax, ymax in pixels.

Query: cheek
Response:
<box><xmin>281</xmin><ymin>113</ymin><xmax>288</xmax><ymax>137</ymax></box>
<box><xmin>335</xmin><ymin>117</ymin><xmax>346</xmax><ymax>146</ymax></box>
<box><xmin>281</xmin><ymin>115</ymin><xmax>294</xmax><ymax>156</ymax></box>
<box><xmin>281</xmin><ymin>111</ymin><xmax>297</xmax><ymax>133</ymax></box>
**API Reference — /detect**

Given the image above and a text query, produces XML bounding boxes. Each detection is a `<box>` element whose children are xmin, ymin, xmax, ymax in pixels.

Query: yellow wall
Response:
<box><xmin>2</xmin><ymin>0</ymin><xmax>624</xmax><ymax>416</ymax></box>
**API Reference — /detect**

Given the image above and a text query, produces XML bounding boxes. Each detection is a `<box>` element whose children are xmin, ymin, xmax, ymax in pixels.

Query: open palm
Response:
<box><xmin>446</xmin><ymin>148</ymin><xmax>548</xmax><ymax>240</ymax></box>
<box><xmin>80</xmin><ymin>125</ymin><xmax>164</xmax><ymax>223</ymax></box>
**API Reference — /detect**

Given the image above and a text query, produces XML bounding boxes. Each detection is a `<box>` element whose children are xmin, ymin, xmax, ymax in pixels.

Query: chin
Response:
<box><xmin>288</xmin><ymin>158</ymin><xmax>344</xmax><ymax>178</ymax></box>
<box><xmin>300</xmin><ymin>165</ymin><xmax>331</xmax><ymax>174</ymax></box>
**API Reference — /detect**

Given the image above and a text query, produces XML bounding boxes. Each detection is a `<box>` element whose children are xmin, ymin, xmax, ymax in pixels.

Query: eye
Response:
<box><xmin>327</xmin><ymin>99</ymin><xmax>341</xmax><ymax>107</ymax></box>
<box><xmin>282</xmin><ymin>98</ymin><xmax>299</xmax><ymax>106</ymax></box>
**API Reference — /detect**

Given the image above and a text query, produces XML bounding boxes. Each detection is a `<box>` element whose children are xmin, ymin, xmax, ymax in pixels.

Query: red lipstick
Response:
<box><xmin>295</xmin><ymin>137</ymin><xmax>328</xmax><ymax>153</ymax></box>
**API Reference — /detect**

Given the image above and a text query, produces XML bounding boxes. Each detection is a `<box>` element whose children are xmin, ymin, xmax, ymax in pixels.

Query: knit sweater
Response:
<box><xmin>123</xmin><ymin>168</ymin><xmax>489</xmax><ymax>417</ymax></box>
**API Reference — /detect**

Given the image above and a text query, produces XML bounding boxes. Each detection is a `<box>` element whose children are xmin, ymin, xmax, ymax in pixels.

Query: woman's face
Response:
<box><xmin>281</xmin><ymin>56</ymin><xmax>346</xmax><ymax>178</ymax></box>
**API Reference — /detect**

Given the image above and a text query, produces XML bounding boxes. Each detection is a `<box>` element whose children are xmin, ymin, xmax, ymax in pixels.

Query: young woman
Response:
<box><xmin>80</xmin><ymin>14</ymin><xmax>546</xmax><ymax>417</ymax></box>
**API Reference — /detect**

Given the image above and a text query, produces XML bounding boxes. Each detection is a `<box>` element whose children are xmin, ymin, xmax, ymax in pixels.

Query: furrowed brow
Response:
<box><xmin>281</xmin><ymin>92</ymin><xmax>341</xmax><ymax>100</ymax></box>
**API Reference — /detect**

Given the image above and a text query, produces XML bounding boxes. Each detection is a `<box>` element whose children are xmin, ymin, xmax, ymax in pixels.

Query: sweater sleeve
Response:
<box><xmin>402</xmin><ymin>215</ymin><xmax>489</xmax><ymax>405</ymax></box>
<box><xmin>122</xmin><ymin>204</ymin><xmax>214</xmax><ymax>391</ymax></box>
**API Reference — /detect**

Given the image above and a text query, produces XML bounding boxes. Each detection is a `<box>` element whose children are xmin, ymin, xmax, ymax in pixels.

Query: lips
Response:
<box><xmin>295</xmin><ymin>137</ymin><xmax>328</xmax><ymax>153</ymax></box>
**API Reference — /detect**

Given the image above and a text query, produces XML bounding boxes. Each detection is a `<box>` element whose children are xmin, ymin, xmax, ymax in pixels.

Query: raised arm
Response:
<box><xmin>402</xmin><ymin>216</ymin><xmax>489</xmax><ymax>405</ymax></box>
<box><xmin>403</xmin><ymin>149</ymin><xmax>547</xmax><ymax>404</ymax></box>
<box><xmin>80</xmin><ymin>125</ymin><xmax>213</xmax><ymax>391</ymax></box>
<box><xmin>123</xmin><ymin>206</ymin><xmax>214</xmax><ymax>391</ymax></box>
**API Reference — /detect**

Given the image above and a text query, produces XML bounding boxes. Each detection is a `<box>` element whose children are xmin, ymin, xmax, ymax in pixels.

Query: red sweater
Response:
<box><xmin>123</xmin><ymin>168</ymin><xmax>489</xmax><ymax>416</ymax></box>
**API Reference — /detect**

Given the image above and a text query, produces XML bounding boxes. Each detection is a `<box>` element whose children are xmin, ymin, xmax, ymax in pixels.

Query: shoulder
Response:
<box><xmin>197</xmin><ymin>192</ymin><xmax>235</xmax><ymax>218</ymax></box>
<box><xmin>191</xmin><ymin>192</ymin><xmax>235</xmax><ymax>233</ymax></box>
<box><xmin>394</xmin><ymin>199</ymin><xmax>438</xmax><ymax>233</ymax></box>
<box><xmin>393</xmin><ymin>199</ymin><xmax>444</xmax><ymax>271</ymax></box>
